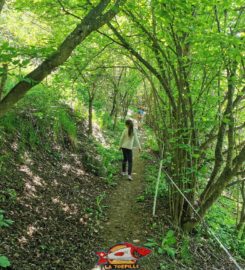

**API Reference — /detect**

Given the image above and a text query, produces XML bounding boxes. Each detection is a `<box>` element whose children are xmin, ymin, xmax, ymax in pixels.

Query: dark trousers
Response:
<box><xmin>122</xmin><ymin>148</ymin><xmax>133</xmax><ymax>175</ymax></box>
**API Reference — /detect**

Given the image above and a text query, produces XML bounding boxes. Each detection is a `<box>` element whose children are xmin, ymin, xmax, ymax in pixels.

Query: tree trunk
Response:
<box><xmin>0</xmin><ymin>64</ymin><xmax>8</xmax><ymax>100</ymax></box>
<box><xmin>88</xmin><ymin>97</ymin><xmax>94</xmax><ymax>135</ymax></box>
<box><xmin>200</xmin><ymin>65</ymin><xmax>237</xmax><ymax>203</ymax></box>
<box><xmin>107</xmin><ymin>22</ymin><xmax>177</xmax><ymax>116</ymax></box>
<box><xmin>183</xmin><ymin>145</ymin><xmax>245</xmax><ymax>232</ymax></box>
<box><xmin>110</xmin><ymin>89</ymin><xmax>117</xmax><ymax>116</ymax></box>
<box><xmin>237</xmin><ymin>181</ymin><xmax>245</xmax><ymax>239</ymax></box>
<box><xmin>0</xmin><ymin>0</ymin><xmax>5</xmax><ymax>14</ymax></box>
<box><xmin>0</xmin><ymin>0</ymin><xmax>126</xmax><ymax>117</ymax></box>
<box><xmin>113</xmin><ymin>110</ymin><xmax>118</xmax><ymax>130</ymax></box>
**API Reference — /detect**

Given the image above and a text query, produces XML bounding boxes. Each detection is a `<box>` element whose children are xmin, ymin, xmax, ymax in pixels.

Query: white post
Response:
<box><xmin>153</xmin><ymin>145</ymin><xmax>164</xmax><ymax>216</ymax></box>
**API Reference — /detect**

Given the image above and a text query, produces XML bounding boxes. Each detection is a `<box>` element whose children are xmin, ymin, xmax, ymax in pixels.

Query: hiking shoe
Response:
<box><xmin>128</xmin><ymin>175</ymin><xmax>133</xmax><ymax>180</ymax></box>
<box><xmin>121</xmin><ymin>172</ymin><xmax>127</xmax><ymax>176</ymax></box>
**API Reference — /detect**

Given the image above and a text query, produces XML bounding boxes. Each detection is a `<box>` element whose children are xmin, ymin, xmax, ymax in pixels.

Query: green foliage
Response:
<box><xmin>95</xmin><ymin>192</ymin><xmax>107</xmax><ymax>218</ymax></box>
<box><xmin>144</xmin><ymin>127</ymin><xmax>159</xmax><ymax>152</ymax></box>
<box><xmin>145</xmin><ymin>230</ymin><xmax>177</xmax><ymax>258</ymax></box>
<box><xmin>0</xmin><ymin>81</ymin><xmax>81</xmax><ymax>151</ymax></box>
<box><xmin>0</xmin><ymin>256</ymin><xmax>11</xmax><ymax>268</ymax></box>
<box><xmin>0</xmin><ymin>211</ymin><xmax>13</xmax><ymax>267</ymax></box>
<box><xmin>0</xmin><ymin>1</ymin><xmax>244</xmax><ymax>268</ymax></box>
<box><xmin>144</xmin><ymin>238</ymin><xmax>158</xmax><ymax>248</ymax></box>
<box><xmin>144</xmin><ymin>160</ymin><xmax>167</xmax><ymax>197</ymax></box>
<box><xmin>53</xmin><ymin>110</ymin><xmax>77</xmax><ymax>145</ymax></box>
<box><xmin>99</xmin><ymin>112</ymin><xmax>115</xmax><ymax>130</ymax></box>
<box><xmin>206</xmin><ymin>197</ymin><xmax>245</xmax><ymax>258</ymax></box>
<box><xmin>95</xmin><ymin>137</ymin><xmax>121</xmax><ymax>184</ymax></box>
<box><xmin>0</xmin><ymin>189</ymin><xmax>17</xmax><ymax>203</ymax></box>
<box><xmin>0</xmin><ymin>210</ymin><xmax>13</xmax><ymax>228</ymax></box>
<box><xmin>145</xmin><ymin>230</ymin><xmax>194</xmax><ymax>267</ymax></box>
<box><xmin>140</xmin><ymin>152</ymin><xmax>151</xmax><ymax>160</ymax></box>
<box><xmin>136</xmin><ymin>194</ymin><xmax>145</xmax><ymax>202</ymax></box>
<box><xmin>180</xmin><ymin>236</ymin><xmax>192</xmax><ymax>264</ymax></box>
<box><xmin>159</xmin><ymin>230</ymin><xmax>177</xmax><ymax>258</ymax></box>
<box><xmin>92</xmin><ymin>120</ymin><xmax>124</xmax><ymax>184</ymax></box>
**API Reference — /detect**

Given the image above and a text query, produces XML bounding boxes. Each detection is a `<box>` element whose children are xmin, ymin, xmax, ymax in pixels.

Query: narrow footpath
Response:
<box><xmin>93</xmin><ymin>132</ymin><xmax>159</xmax><ymax>269</ymax></box>
<box><xmin>102</xmin><ymin>148</ymin><xmax>148</xmax><ymax>245</ymax></box>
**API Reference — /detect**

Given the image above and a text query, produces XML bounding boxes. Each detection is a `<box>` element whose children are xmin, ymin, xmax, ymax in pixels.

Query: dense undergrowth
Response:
<box><xmin>141</xmin><ymin>127</ymin><xmax>245</xmax><ymax>267</ymax></box>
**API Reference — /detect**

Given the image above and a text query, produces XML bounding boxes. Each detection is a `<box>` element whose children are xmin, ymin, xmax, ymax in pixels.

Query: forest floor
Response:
<box><xmin>1</xmin><ymin>123</ymin><xmax>244</xmax><ymax>270</ymax></box>
<box><xmin>0</xmin><ymin>120</ymin><xmax>110</xmax><ymax>270</ymax></box>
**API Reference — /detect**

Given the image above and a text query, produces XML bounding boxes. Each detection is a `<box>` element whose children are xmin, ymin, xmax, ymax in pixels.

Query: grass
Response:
<box><xmin>206</xmin><ymin>196</ymin><xmax>245</xmax><ymax>258</ymax></box>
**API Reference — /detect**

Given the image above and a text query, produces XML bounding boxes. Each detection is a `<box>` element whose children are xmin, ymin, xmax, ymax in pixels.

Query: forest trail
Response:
<box><xmin>102</xmin><ymin>142</ymin><xmax>147</xmax><ymax>245</ymax></box>
<box><xmin>95</xmin><ymin>131</ymin><xmax>159</xmax><ymax>269</ymax></box>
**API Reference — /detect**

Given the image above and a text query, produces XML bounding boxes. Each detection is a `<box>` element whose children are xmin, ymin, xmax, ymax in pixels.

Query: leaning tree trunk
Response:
<box><xmin>0</xmin><ymin>0</ymin><xmax>126</xmax><ymax>117</ymax></box>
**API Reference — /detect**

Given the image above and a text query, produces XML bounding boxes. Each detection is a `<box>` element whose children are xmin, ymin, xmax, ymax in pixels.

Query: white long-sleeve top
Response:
<box><xmin>119</xmin><ymin>128</ymin><xmax>141</xmax><ymax>150</ymax></box>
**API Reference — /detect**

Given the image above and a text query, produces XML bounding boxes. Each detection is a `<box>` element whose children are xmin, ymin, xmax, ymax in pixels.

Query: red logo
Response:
<box><xmin>96</xmin><ymin>242</ymin><xmax>151</xmax><ymax>269</ymax></box>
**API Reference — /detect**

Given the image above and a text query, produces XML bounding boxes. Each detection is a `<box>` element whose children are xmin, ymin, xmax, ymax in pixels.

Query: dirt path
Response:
<box><xmin>101</xmin><ymin>148</ymin><xmax>148</xmax><ymax>246</ymax></box>
<box><xmin>94</xmin><ymin>132</ymin><xmax>159</xmax><ymax>269</ymax></box>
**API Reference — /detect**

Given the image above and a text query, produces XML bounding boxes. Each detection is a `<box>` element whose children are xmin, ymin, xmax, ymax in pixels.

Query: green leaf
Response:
<box><xmin>162</xmin><ymin>230</ymin><xmax>177</xmax><ymax>248</ymax></box>
<box><xmin>0</xmin><ymin>256</ymin><xmax>11</xmax><ymax>268</ymax></box>
<box><xmin>145</xmin><ymin>239</ymin><xmax>158</xmax><ymax>248</ymax></box>
<box><xmin>192</xmin><ymin>153</ymin><xmax>200</xmax><ymax>159</ymax></box>
<box><xmin>158</xmin><ymin>247</ymin><xmax>164</xmax><ymax>254</ymax></box>
<box><xmin>222</xmin><ymin>117</ymin><xmax>230</xmax><ymax>124</ymax></box>
<box><xmin>165</xmin><ymin>247</ymin><xmax>176</xmax><ymax>258</ymax></box>
<box><xmin>144</xmin><ymin>242</ymin><xmax>158</xmax><ymax>248</ymax></box>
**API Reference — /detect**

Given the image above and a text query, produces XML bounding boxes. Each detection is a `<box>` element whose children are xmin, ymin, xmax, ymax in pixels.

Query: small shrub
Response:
<box><xmin>0</xmin><ymin>256</ymin><xmax>11</xmax><ymax>268</ymax></box>
<box><xmin>0</xmin><ymin>210</ymin><xmax>13</xmax><ymax>228</ymax></box>
<box><xmin>0</xmin><ymin>210</ymin><xmax>13</xmax><ymax>268</ymax></box>
<box><xmin>145</xmin><ymin>230</ymin><xmax>177</xmax><ymax>259</ymax></box>
<box><xmin>159</xmin><ymin>230</ymin><xmax>177</xmax><ymax>258</ymax></box>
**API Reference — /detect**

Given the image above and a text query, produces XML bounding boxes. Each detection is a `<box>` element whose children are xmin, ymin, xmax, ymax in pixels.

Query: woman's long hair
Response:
<box><xmin>125</xmin><ymin>119</ymin><xmax>134</xmax><ymax>137</ymax></box>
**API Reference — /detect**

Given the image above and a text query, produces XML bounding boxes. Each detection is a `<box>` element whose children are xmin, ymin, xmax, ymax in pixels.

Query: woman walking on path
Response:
<box><xmin>119</xmin><ymin>119</ymin><xmax>141</xmax><ymax>180</ymax></box>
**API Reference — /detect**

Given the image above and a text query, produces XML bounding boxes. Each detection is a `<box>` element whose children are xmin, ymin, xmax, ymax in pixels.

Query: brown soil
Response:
<box><xmin>100</xmin><ymin>149</ymin><xmax>148</xmax><ymax>245</ymax></box>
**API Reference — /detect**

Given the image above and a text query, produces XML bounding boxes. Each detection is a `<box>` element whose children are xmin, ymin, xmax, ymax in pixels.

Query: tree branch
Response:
<box><xmin>227</xmin><ymin>178</ymin><xmax>245</xmax><ymax>188</ymax></box>
<box><xmin>56</xmin><ymin>0</ymin><xmax>82</xmax><ymax>20</ymax></box>
<box><xmin>107</xmin><ymin>21</ymin><xmax>177</xmax><ymax>114</ymax></box>
<box><xmin>0</xmin><ymin>0</ymin><xmax>126</xmax><ymax>117</ymax></box>
<box><xmin>233</xmin><ymin>86</ymin><xmax>245</xmax><ymax>108</ymax></box>
<box><xmin>198</xmin><ymin>145</ymin><xmax>245</xmax><ymax>220</ymax></box>
<box><xmin>200</xmin><ymin>64</ymin><xmax>237</xmax><ymax>202</ymax></box>
<box><xmin>0</xmin><ymin>0</ymin><xmax>5</xmax><ymax>14</ymax></box>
